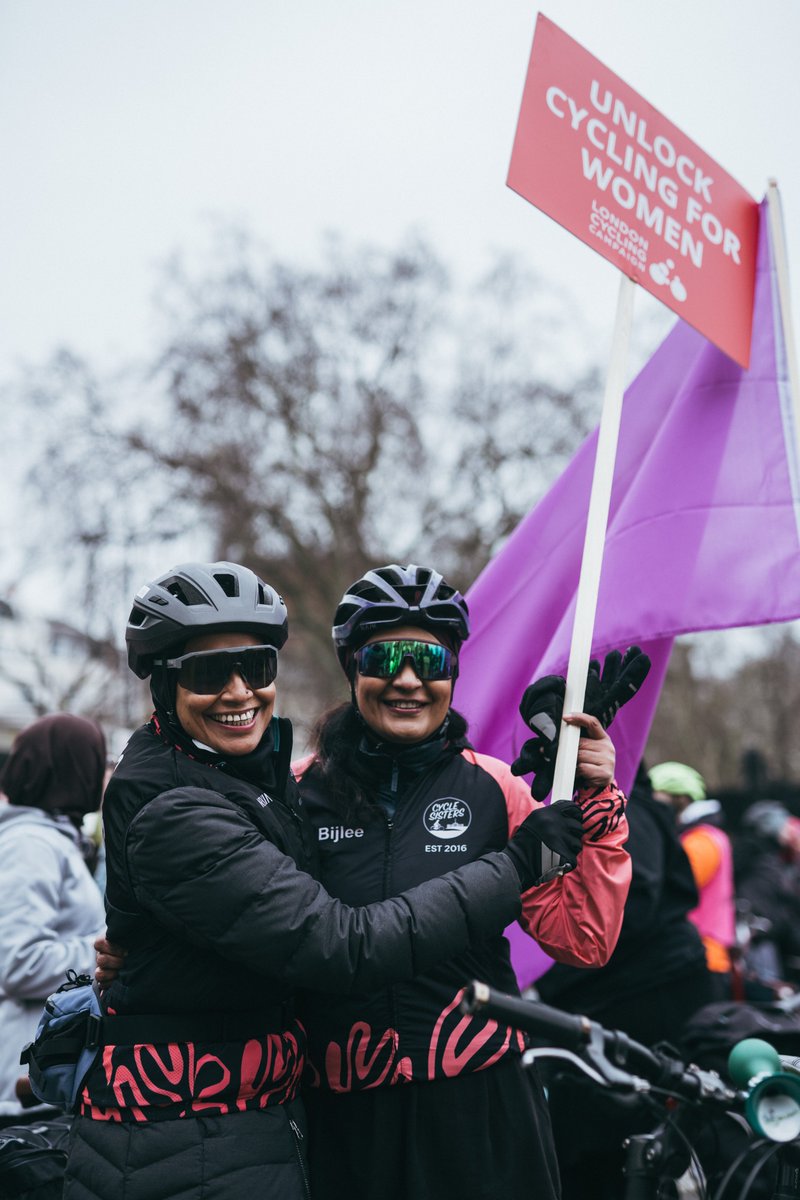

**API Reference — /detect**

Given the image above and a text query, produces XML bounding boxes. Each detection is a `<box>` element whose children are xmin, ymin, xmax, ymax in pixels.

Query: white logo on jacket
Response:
<box><xmin>317</xmin><ymin>825</ymin><xmax>365</xmax><ymax>843</ymax></box>
<box><xmin>423</xmin><ymin>797</ymin><xmax>472</xmax><ymax>839</ymax></box>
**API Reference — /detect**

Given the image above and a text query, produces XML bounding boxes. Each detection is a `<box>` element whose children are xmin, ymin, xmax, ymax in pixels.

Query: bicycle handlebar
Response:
<box><xmin>463</xmin><ymin>981</ymin><xmax>592</xmax><ymax>1049</ymax></box>
<box><xmin>462</xmin><ymin>980</ymin><xmax>737</xmax><ymax>1106</ymax></box>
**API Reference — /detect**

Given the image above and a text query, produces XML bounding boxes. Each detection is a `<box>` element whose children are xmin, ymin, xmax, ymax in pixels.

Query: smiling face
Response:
<box><xmin>174</xmin><ymin>631</ymin><xmax>276</xmax><ymax>756</ymax></box>
<box><xmin>354</xmin><ymin>624</ymin><xmax>453</xmax><ymax>745</ymax></box>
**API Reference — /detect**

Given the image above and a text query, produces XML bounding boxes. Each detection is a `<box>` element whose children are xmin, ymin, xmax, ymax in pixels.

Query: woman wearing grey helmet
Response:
<box><xmin>64</xmin><ymin>561</ymin><xmax>576</xmax><ymax>1200</ymax></box>
<box><xmin>294</xmin><ymin>563</ymin><xmax>631</xmax><ymax>1200</ymax></box>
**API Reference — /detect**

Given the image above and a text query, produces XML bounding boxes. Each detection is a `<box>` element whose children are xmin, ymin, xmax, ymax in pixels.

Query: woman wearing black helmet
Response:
<box><xmin>64</xmin><ymin>561</ymin><xmax>579</xmax><ymax>1200</ymax></box>
<box><xmin>294</xmin><ymin>564</ymin><xmax>632</xmax><ymax>1200</ymax></box>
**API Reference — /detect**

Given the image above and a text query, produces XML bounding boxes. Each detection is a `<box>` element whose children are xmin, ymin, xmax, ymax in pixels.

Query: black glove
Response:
<box><xmin>583</xmin><ymin>645</ymin><xmax>652</xmax><ymax>728</ymax></box>
<box><xmin>509</xmin><ymin>674</ymin><xmax>565</xmax><ymax>801</ymax></box>
<box><xmin>510</xmin><ymin>647</ymin><xmax>651</xmax><ymax>800</ymax></box>
<box><xmin>502</xmin><ymin>800</ymin><xmax>585</xmax><ymax>890</ymax></box>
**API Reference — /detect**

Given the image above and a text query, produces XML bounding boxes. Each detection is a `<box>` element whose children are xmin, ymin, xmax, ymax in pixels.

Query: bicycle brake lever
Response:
<box><xmin>583</xmin><ymin>1023</ymin><xmax>651</xmax><ymax>1093</ymax></box>
<box><xmin>523</xmin><ymin>1045</ymin><xmax>609</xmax><ymax>1089</ymax></box>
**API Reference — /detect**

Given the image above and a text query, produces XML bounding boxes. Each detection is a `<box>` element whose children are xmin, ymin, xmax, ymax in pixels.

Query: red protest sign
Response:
<box><xmin>508</xmin><ymin>14</ymin><xmax>759</xmax><ymax>366</ymax></box>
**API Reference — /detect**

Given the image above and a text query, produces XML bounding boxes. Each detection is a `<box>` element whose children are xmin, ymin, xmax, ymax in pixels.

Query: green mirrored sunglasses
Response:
<box><xmin>354</xmin><ymin>639</ymin><xmax>455</xmax><ymax>681</ymax></box>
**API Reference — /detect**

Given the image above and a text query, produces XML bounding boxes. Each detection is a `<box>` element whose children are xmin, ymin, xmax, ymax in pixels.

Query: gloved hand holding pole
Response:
<box><xmin>512</xmin><ymin>647</ymin><xmax>651</xmax><ymax>801</ymax></box>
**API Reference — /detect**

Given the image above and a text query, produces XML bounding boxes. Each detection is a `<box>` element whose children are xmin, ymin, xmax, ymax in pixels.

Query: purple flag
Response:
<box><xmin>457</xmin><ymin>200</ymin><xmax>800</xmax><ymax>985</ymax></box>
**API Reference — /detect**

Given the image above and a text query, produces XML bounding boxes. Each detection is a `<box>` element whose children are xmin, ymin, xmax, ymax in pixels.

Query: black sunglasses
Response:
<box><xmin>155</xmin><ymin>644</ymin><xmax>278</xmax><ymax>695</ymax></box>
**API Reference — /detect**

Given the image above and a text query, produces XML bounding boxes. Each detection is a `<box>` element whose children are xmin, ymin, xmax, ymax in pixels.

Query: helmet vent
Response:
<box><xmin>162</xmin><ymin>576</ymin><xmax>212</xmax><ymax>607</ymax></box>
<box><xmin>213</xmin><ymin>572</ymin><xmax>240</xmax><ymax>598</ymax></box>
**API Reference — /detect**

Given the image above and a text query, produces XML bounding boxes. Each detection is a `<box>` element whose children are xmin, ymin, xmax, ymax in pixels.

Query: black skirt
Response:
<box><xmin>305</xmin><ymin>1056</ymin><xmax>560</xmax><ymax>1200</ymax></box>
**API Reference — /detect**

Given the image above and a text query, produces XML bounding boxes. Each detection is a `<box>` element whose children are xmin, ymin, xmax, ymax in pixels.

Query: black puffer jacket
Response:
<box><xmin>65</xmin><ymin>717</ymin><xmax>522</xmax><ymax>1200</ymax></box>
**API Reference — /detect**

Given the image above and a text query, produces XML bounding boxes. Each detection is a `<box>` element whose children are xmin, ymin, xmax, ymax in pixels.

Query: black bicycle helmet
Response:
<box><xmin>332</xmin><ymin>563</ymin><xmax>470</xmax><ymax>672</ymax></box>
<box><xmin>126</xmin><ymin>561</ymin><xmax>288</xmax><ymax>679</ymax></box>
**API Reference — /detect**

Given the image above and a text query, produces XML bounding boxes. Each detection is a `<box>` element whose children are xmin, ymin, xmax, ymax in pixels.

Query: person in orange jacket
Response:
<box><xmin>649</xmin><ymin>760</ymin><xmax>734</xmax><ymax>999</ymax></box>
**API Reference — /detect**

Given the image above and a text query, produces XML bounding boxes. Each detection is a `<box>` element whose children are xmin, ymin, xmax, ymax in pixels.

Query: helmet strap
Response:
<box><xmin>149</xmin><ymin>658</ymin><xmax>179</xmax><ymax>719</ymax></box>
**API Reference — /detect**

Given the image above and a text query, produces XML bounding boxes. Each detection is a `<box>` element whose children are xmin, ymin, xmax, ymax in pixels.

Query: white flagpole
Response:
<box><xmin>767</xmin><ymin>181</ymin><xmax>800</xmax><ymax>439</ymax></box>
<box><xmin>539</xmin><ymin>272</ymin><xmax>635</xmax><ymax>878</ymax></box>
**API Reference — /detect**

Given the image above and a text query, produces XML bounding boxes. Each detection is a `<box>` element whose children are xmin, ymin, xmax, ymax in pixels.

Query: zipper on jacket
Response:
<box><xmin>380</xmin><ymin>763</ymin><xmax>451</xmax><ymax>1037</ymax></box>
<box><xmin>381</xmin><ymin>814</ymin><xmax>402</xmax><ymax>1036</ymax></box>
<box><xmin>288</xmin><ymin>1115</ymin><xmax>311</xmax><ymax>1200</ymax></box>
<box><xmin>284</xmin><ymin>799</ymin><xmax>312</xmax><ymax>856</ymax></box>
<box><xmin>273</xmin><ymin>787</ymin><xmax>315</xmax><ymax>867</ymax></box>
<box><xmin>378</xmin><ymin>760</ymin><xmax>456</xmax><ymax>1051</ymax></box>
<box><xmin>381</xmin><ymin>815</ymin><xmax>395</xmax><ymax>898</ymax></box>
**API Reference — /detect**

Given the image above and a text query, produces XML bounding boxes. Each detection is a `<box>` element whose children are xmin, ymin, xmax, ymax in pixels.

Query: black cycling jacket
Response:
<box><xmin>296</xmin><ymin>733</ymin><xmax>629</xmax><ymax>1092</ymax></box>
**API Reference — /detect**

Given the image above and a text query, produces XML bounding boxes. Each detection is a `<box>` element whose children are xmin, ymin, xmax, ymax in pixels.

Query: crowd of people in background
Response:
<box><xmin>2</xmin><ymin>559</ymin><xmax>800</xmax><ymax>1200</ymax></box>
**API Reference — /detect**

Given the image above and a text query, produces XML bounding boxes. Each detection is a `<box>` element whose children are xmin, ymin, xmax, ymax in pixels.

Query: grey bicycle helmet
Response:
<box><xmin>332</xmin><ymin>563</ymin><xmax>470</xmax><ymax>672</ymax></box>
<box><xmin>742</xmin><ymin>800</ymin><xmax>792</xmax><ymax>842</ymax></box>
<box><xmin>126</xmin><ymin>561</ymin><xmax>288</xmax><ymax>679</ymax></box>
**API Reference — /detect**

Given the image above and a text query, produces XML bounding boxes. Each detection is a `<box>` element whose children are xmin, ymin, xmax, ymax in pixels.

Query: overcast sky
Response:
<box><xmin>2</xmin><ymin>0</ymin><xmax>799</xmax><ymax>384</ymax></box>
<box><xmin>1</xmin><ymin>0</ymin><xmax>798</xmax><ymax>679</ymax></box>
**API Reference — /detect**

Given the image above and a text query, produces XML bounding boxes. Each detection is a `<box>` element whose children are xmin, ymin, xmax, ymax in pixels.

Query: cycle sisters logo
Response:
<box><xmin>423</xmin><ymin>798</ymin><xmax>472</xmax><ymax>839</ymax></box>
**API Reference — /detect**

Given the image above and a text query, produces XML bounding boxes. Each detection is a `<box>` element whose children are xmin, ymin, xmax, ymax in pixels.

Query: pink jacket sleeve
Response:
<box><xmin>463</xmin><ymin>749</ymin><xmax>631</xmax><ymax>968</ymax></box>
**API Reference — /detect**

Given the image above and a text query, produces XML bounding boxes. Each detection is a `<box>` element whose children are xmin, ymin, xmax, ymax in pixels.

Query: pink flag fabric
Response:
<box><xmin>457</xmin><ymin>200</ymin><xmax>800</xmax><ymax>985</ymax></box>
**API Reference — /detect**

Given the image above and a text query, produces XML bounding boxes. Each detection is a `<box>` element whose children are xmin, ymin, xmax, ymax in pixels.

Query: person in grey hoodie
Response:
<box><xmin>0</xmin><ymin>713</ymin><xmax>106</xmax><ymax>1118</ymax></box>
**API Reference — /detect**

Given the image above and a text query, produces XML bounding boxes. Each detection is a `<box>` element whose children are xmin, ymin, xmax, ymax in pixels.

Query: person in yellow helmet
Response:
<box><xmin>649</xmin><ymin>761</ymin><xmax>735</xmax><ymax>998</ymax></box>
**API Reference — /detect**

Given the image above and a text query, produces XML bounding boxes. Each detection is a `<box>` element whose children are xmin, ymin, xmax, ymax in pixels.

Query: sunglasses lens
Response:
<box><xmin>179</xmin><ymin>657</ymin><xmax>225</xmax><ymax>694</ymax></box>
<box><xmin>236</xmin><ymin>647</ymin><xmax>278</xmax><ymax>690</ymax></box>
<box><xmin>355</xmin><ymin>640</ymin><xmax>453</xmax><ymax>680</ymax></box>
<box><xmin>356</xmin><ymin>642</ymin><xmax>402</xmax><ymax>678</ymax></box>
<box><xmin>177</xmin><ymin>646</ymin><xmax>278</xmax><ymax>694</ymax></box>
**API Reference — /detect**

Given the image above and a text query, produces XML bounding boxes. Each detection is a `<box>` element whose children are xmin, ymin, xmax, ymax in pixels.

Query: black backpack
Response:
<box><xmin>0</xmin><ymin>1115</ymin><xmax>70</xmax><ymax>1200</ymax></box>
<box><xmin>681</xmin><ymin>1000</ymin><xmax>800</xmax><ymax>1077</ymax></box>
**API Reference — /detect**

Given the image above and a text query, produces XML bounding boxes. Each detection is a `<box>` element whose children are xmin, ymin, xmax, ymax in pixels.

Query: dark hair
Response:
<box><xmin>307</xmin><ymin>703</ymin><xmax>469</xmax><ymax>824</ymax></box>
<box><xmin>2</xmin><ymin>713</ymin><xmax>106</xmax><ymax>825</ymax></box>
